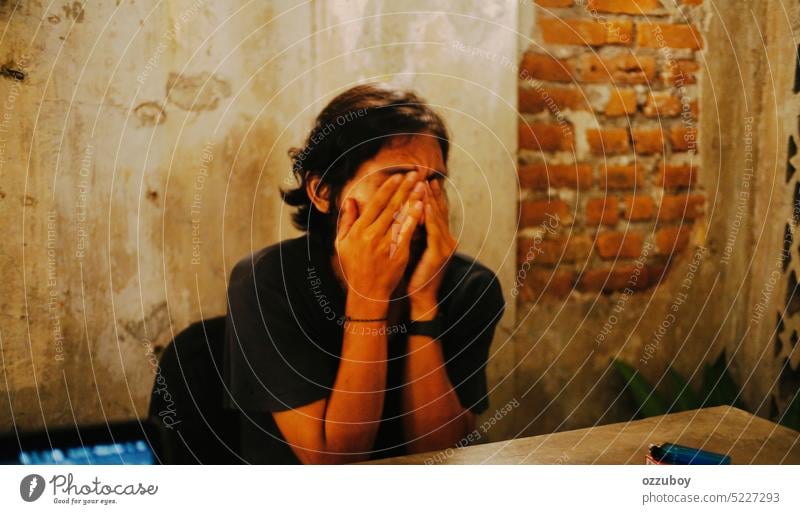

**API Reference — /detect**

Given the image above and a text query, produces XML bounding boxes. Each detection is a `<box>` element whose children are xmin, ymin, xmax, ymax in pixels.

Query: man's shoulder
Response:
<box><xmin>229</xmin><ymin>235</ymin><xmax>309</xmax><ymax>289</ymax></box>
<box><xmin>444</xmin><ymin>253</ymin><xmax>503</xmax><ymax>302</ymax></box>
<box><xmin>441</xmin><ymin>253</ymin><xmax>505</xmax><ymax>342</ymax></box>
<box><xmin>447</xmin><ymin>252</ymin><xmax>499</xmax><ymax>283</ymax></box>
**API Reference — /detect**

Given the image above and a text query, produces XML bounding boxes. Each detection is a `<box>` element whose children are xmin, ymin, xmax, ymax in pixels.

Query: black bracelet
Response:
<box><xmin>408</xmin><ymin>312</ymin><xmax>445</xmax><ymax>339</ymax></box>
<box><xmin>343</xmin><ymin>316</ymin><xmax>388</xmax><ymax>323</ymax></box>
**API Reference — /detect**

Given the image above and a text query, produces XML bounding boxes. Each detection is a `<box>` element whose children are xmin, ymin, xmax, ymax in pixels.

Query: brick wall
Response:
<box><xmin>517</xmin><ymin>0</ymin><xmax>703</xmax><ymax>301</ymax></box>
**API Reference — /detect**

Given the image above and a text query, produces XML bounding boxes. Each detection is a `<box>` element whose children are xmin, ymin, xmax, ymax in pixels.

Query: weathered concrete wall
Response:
<box><xmin>745</xmin><ymin>0</ymin><xmax>800</xmax><ymax>419</ymax></box>
<box><xmin>0</xmin><ymin>0</ymin><xmax>315</xmax><ymax>429</ymax></box>
<box><xmin>0</xmin><ymin>1</ymin><xmax>519</xmax><ymax>432</ymax></box>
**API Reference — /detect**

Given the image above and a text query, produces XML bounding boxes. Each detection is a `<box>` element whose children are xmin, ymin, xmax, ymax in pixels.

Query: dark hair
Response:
<box><xmin>281</xmin><ymin>83</ymin><xmax>450</xmax><ymax>251</ymax></box>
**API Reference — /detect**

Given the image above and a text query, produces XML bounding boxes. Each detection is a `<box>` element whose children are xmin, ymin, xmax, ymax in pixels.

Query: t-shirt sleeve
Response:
<box><xmin>224</xmin><ymin>266</ymin><xmax>335</xmax><ymax>413</ymax></box>
<box><xmin>440</xmin><ymin>269</ymin><xmax>506</xmax><ymax>415</ymax></box>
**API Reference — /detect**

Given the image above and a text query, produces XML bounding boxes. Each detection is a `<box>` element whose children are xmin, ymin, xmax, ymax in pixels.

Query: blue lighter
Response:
<box><xmin>647</xmin><ymin>443</ymin><xmax>732</xmax><ymax>465</ymax></box>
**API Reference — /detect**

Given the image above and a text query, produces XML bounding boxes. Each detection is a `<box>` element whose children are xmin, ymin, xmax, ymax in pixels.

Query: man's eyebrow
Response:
<box><xmin>381</xmin><ymin>166</ymin><xmax>417</xmax><ymax>175</ymax></box>
<box><xmin>381</xmin><ymin>166</ymin><xmax>448</xmax><ymax>176</ymax></box>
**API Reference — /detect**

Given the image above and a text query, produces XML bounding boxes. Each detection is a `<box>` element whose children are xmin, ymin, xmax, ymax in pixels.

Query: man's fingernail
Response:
<box><xmin>406</xmin><ymin>171</ymin><xmax>418</xmax><ymax>182</ymax></box>
<box><xmin>413</xmin><ymin>182</ymin><xmax>425</xmax><ymax>194</ymax></box>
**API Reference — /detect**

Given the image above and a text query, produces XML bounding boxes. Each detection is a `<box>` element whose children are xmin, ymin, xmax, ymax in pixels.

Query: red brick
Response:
<box><xmin>659</xmin><ymin>194</ymin><xmax>704</xmax><ymax>221</ymax></box>
<box><xmin>631</xmin><ymin>128</ymin><xmax>665</xmax><ymax>154</ymax></box>
<box><xmin>519</xmin><ymin>86</ymin><xmax>588</xmax><ymax>114</ymax></box>
<box><xmin>655</xmin><ymin>225</ymin><xmax>692</xmax><ymax>255</ymax></box>
<box><xmin>637</xmin><ymin>23</ymin><xmax>703</xmax><ymax>50</ymax></box>
<box><xmin>646</xmin><ymin>264</ymin><xmax>669</xmax><ymax>286</ymax></box>
<box><xmin>519</xmin><ymin>267</ymin><xmax>576</xmax><ymax>300</ymax></box>
<box><xmin>643</xmin><ymin>92</ymin><xmax>683</xmax><ymax>117</ymax></box>
<box><xmin>519</xmin><ymin>52</ymin><xmax>574</xmax><ymax>82</ymax></box>
<box><xmin>623</xmin><ymin>195</ymin><xmax>655</xmax><ymax>220</ymax></box>
<box><xmin>596</xmin><ymin>231</ymin><xmax>646</xmax><ymax>259</ymax></box>
<box><xmin>670</xmin><ymin>124</ymin><xmax>697</xmax><ymax>152</ymax></box>
<box><xmin>519</xmin><ymin>162</ymin><xmax>593</xmax><ymax>189</ymax></box>
<box><xmin>573</xmin><ymin>54</ymin><xmax>656</xmax><ymax>84</ymax></box>
<box><xmin>586</xmin><ymin>0</ymin><xmax>662</xmax><ymax>14</ymax></box>
<box><xmin>578</xmin><ymin>264</ymin><xmax>649</xmax><ymax>292</ymax></box>
<box><xmin>536</xmin><ymin>0</ymin><xmax>574</xmax><ymax>5</ymax></box>
<box><xmin>539</xmin><ymin>17</ymin><xmax>632</xmax><ymax>46</ymax></box>
<box><xmin>587</xmin><ymin>128</ymin><xmax>629</xmax><ymax>155</ymax></box>
<box><xmin>521</xmin><ymin>199</ymin><xmax>572</xmax><ymax>226</ymax></box>
<box><xmin>519</xmin><ymin>122</ymin><xmax>575</xmax><ymax>152</ymax></box>
<box><xmin>604</xmin><ymin>88</ymin><xmax>637</xmax><ymax>116</ymax></box>
<box><xmin>586</xmin><ymin>197</ymin><xmax>619</xmax><ymax>225</ymax></box>
<box><xmin>665</xmin><ymin>60</ymin><xmax>700</xmax><ymax>86</ymax></box>
<box><xmin>658</xmin><ymin>163</ymin><xmax>697</xmax><ymax>189</ymax></box>
<box><xmin>600</xmin><ymin>164</ymin><xmax>643</xmax><ymax>189</ymax></box>
<box><xmin>518</xmin><ymin>234</ymin><xmax>592</xmax><ymax>265</ymax></box>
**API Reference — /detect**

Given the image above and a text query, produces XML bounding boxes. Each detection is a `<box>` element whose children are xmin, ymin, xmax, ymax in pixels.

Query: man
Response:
<box><xmin>224</xmin><ymin>83</ymin><xmax>505</xmax><ymax>464</ymax></box>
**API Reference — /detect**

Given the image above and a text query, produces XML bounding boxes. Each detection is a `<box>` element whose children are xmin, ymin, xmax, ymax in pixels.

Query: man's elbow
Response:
<box><xmin>405</xmin><ymin>408</ymin><xmax>476</xmax><ymax>454</ymax></box>
<box><xmin>293</xmin><ymin>448</ymin><xmax>365</xmax><ymax>465</ymax></box>
<box><xmin>293</xmin><ymin>426</ymin><xmax>377</xmax><ymax>464</ymax></box>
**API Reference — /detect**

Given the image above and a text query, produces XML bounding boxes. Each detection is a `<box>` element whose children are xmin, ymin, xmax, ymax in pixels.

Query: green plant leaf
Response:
<box><xmin>668</xmin><ymin>366</ymin><xmax>701</xmax><ymax>412</ymax></box>
<box><xmin>700</xmin><ymin>352</ymin><xmax>745</xmax><ymax>409</ymax></box>
<box><xmin>612</xmin><ymin>359</ymin><xmax>668</xmax><ymax>418</ymax></box>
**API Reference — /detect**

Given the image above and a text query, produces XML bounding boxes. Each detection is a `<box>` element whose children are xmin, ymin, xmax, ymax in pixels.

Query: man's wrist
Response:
<box><xmin>345</xmin><ymin>292</ymin><xmax>390</xmax><ymax>319</ymax></box>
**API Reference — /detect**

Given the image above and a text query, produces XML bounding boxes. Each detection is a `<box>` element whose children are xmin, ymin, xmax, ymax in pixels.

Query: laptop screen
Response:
<box><xmin>0</xmin><ymin>420</ymin><xmax>159</xmax><ymax>465</ymax></box>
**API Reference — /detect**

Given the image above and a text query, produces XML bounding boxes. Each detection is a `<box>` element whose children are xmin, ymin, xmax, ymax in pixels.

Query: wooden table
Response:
<box><xmin>372</xmin><ymin>406</ymin><xmax>800</xmax><ymax>464</ymax></box>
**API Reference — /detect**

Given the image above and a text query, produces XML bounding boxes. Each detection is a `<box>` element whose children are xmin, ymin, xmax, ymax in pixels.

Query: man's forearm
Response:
<box><xmin>323</xmin><ymin>295</ymin><xmax>389</xmax><ymax>457</ymax></box>
<box><xmin>402</xmin><ymin>333</ymin><xmax>472</xmax><ymax>454</ymax></box>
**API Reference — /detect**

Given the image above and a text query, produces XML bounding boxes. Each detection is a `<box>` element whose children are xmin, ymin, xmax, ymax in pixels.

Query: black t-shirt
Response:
<box><xmin>223</xmin><ymin>234</ymin><xmax>505</xmax><ymax>463</ymax></box>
